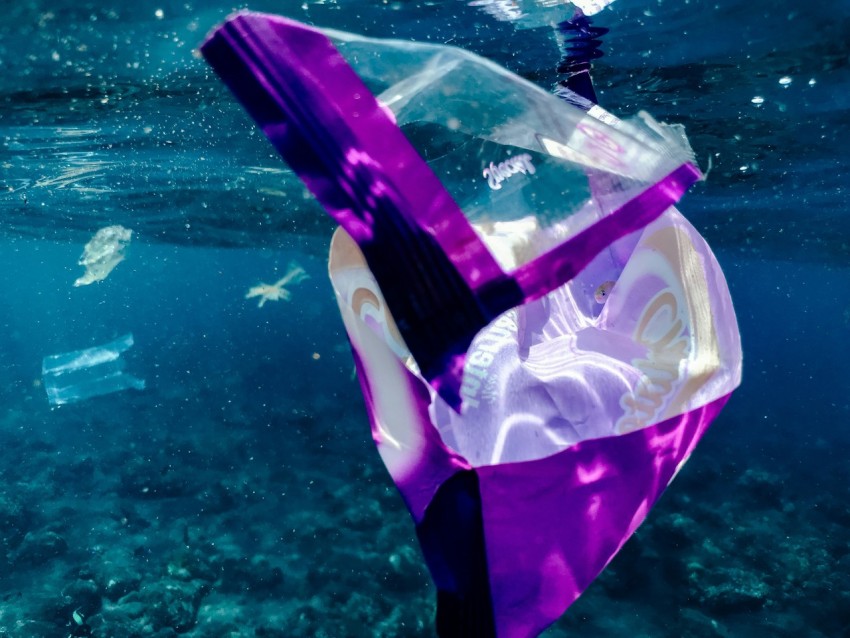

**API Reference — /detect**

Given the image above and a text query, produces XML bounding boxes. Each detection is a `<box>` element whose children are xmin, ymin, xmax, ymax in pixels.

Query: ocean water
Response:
<box><xmin>1</xmin><ymin>0</ymin><xmax>849</xmax><ymax>637</ymax></box>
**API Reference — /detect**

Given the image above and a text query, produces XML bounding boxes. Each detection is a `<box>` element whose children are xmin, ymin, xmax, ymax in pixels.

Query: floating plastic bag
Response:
<box><xmin>74</xmin><ymin>225</ymin><xmax>132</xmax><ymax>287</ymax></box>
<box><xmin>42</xmin><ymin>333</ymin><xmax>145</xmax><ymax>406</ymax></box>
<box><xmin>202</xmin><ymin>13</ymin><xmax>742</xmax><ymax>637</ymax></box>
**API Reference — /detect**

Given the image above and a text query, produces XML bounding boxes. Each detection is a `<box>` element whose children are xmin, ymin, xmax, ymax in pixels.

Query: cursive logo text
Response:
<box><xmin>617</xmin><ymin>290</ymin><xmax>690</xmax><ymax>433</ymax></box>
<box><xmin>483</xmin><ymin>153</ymin><xmax>535</xmax><ymax>190</ymax></box>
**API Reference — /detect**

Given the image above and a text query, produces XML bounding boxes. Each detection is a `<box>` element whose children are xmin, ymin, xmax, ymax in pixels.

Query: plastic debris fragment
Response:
<box><xmin>42</xmin><ymin>333</ymin><xmax>145</xmax><ymax>406</ymax></box>
<box><xmin>245</xmin><ymin>262</ymin><xmax>309</xmax><ymax>308</ymax></box>
<box><xmin>74</xmin><ymin>225</ymin><xmax>132</xmax><ymax>287</ymax></box>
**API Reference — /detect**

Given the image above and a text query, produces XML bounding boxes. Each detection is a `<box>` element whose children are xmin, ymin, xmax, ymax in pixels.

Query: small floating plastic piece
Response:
<box><xmin>74</xmin><ymin>225</ymin><xmax>132</xmax><ymax>287</ymax></box>
<box><xmin>42</xmin><ymin>333</ymin><xmax>145</xmax><ymax>406</ymax></box>
<box><xmin>245</xmin><ymin>262</ymin><xmax>309</xmax><ymax>308</ymax></box>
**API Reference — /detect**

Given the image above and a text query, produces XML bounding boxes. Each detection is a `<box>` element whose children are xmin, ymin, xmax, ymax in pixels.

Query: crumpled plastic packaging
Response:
<box><xmin>201</xmin><ymin>14</ymin><xmax>741</xmax><ymax>637</ymax></box>
<box><xmin>42</xmin><ymin>333</ymin><xmax>145</xmax><ymax>406</ymax></box>
<box><xmin>74</xmin><ymin>225</ymin><xmax>132</xmax><ymax>287</ymax></box>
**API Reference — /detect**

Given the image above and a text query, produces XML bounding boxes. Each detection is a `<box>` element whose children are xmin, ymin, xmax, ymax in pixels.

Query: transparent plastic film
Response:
<box><xmin>42</xmin><ymin>333</ymin><xmax>145</xmax><ymax>406</ymax></box>
<box><xmin>325</xmin><ymin>30</ymin><xmax>698</xmax><ymax>271</ymax></box>
<box><xmin>74</xmin><ymin>224</ymin><xmax>132</xmax><ymax>287</ymax></box>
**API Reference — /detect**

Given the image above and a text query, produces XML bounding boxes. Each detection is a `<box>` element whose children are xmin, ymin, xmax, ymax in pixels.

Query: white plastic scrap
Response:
<box><xmin>74</xmin><ymin>225</ymin><xmax>133</xmax><ymax>287</ymax></box>
<box><xmin>42</xmin><ymin>333</ymin><xmax>145</xmax><ymax>406</ymax></box>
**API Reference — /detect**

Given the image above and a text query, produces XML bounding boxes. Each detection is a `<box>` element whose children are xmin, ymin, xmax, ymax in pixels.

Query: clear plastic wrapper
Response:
<box><xmin>42</xmin><ymin>333</ymin><xmax>145</xmax><ymax>406</ymax></box>
<box><xmin>327</xmin><ymin>28</ymin><xmax>695</xmax><ymax>270</ymax></box>
<box><xmin>74</xmin><ymin>225</ymin><xmax>132</xmax><ymax>287</ymax></box>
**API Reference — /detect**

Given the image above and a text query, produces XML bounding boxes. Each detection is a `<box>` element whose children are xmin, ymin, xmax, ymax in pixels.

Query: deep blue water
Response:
<box><xmin>2</xmin><ymin>0</ymin><xmax>850</xmax><ymax>636</ymax></box>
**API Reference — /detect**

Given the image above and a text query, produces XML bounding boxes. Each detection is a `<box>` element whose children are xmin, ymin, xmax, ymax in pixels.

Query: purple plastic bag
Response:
<box><xmin>202</xmin><ymin>12</ymin><xmax>742</xmax><ymax>637</ymax></box>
